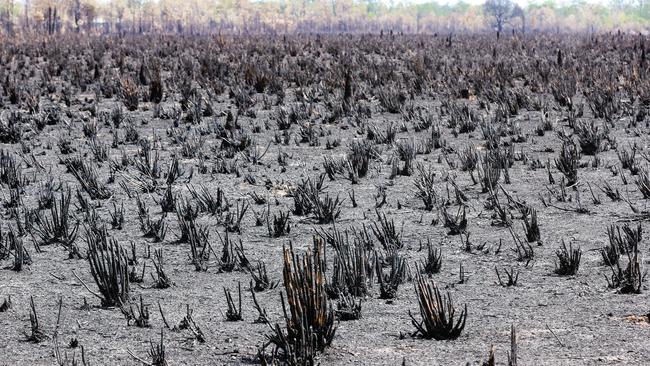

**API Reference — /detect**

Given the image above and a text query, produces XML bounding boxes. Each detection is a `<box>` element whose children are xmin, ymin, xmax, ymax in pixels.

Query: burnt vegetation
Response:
<box><xmin>0</xmin><ymin>31</ymin><xmax>649</xmax><ymax>365</ymax></box>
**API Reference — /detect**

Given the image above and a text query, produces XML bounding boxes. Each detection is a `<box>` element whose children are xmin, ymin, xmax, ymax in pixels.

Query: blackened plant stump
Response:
<box><xmin>26</xmin><ymin>296</ymin><xmax>46</xmax><ymax>343</ymax></box>
<box><xmin>250</xmin><ymin>261</ymin><xmax>278</xmax><ymax>292</ymax></box>
<box><xmin>267</xmin><ymin>209</ymin><xmax>291</xmax><ymax>237</ymax></box>
<box><xmin>441</xmin><ymin>205</ymin><xmax>467</xmax><ymax>235</ymax></box>
<box><xmin>496</xmin><ymin>266</ymin><xmax>519</xmax><ymax>287</ymax></box>
<box><xmin>0</xmin><ymin>295</ymin><xmax>11</xmax><ymax>312</ymax></box>
<box><xmin>371</xmin><ymin>210</ymin><xmax>403</xmax><ymax>250</ymax></box>
<box><xmin>263</xmin><ymin>237</ymin><xmax>336</xmax><ymax>365</ymax></box>
<box><xmin>554</xmin><ymin>240</ymin><xmax>582</xmax><ymax>276</ymax></box>
<box><xmin>607</xmin><ymin>247</ymin><xmax>644</xmax><ymax>294</ymax></box>
<box><xmin>555</xmin><ymin>141</ymin><xmax>580</xmax><ymax>187</ymax></box>
<box><xmin>421</xmin><ymin>238</ymin><xmax>442</xmax><ymax>276</ymax></box>
<box><xmin>414</xmin><ymin>163</ymin><xmax>438</xmax><ymax>211</ymax></box>
<box><xmin>377</xmin><ymin>254</ymin><xmax>409</xmax><ymax>299</ymax></box>
<box><xmin>224</xmin><ymin>282</ymin><xmax>243</xmax><ymax>321</ymax></box>
<box><xmin>152</xmin><ymin>248</ymin><xmax>172</xmax><ymax>289</ymax></box>
<box><xmin>66</xmin><ymin>160</ymin><xmax>112</xmax><ymax>200</ymax></box>
<box><xmin>331</xmin><ymin>237</ymin><xmax>372</xmax><ymax>297</ymax></box>
<box><xmin>120</xmin><ymin>78</ymin><xmax>139</xmax><ymax>111</ymax></box>
<box><xmin>523</xmin><ymin>209</ymin><xmax>541</xmax><ymax>243</ymax></box>
<box><xmin>409</xmin><ymin>274</ymin><xmax>467</xmax><ymax>340</ymax></box>
<box><xmin>33</xmin><ymin>187</ymin><xmax>79</xmax><ymax>247</ymax></box>
<box><xmin>76</xmin><ymin>236</ymin><xmax>130</xmax><ymax>307</ymax></box>
<box><xmin>336</xmin><ymin>293</ymin><xmax>362</xmax><ymax>321</ymax></box>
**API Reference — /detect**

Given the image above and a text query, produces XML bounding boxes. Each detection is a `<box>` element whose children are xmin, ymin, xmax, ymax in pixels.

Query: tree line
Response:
<box><xmin>0</xmin><ymin>0</ymin><xmax>648</xmax><ymax>36</ymax></box>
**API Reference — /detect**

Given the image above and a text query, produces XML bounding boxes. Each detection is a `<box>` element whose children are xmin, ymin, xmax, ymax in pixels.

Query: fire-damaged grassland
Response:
<box><xmin>0</xmin><ymin>33</ymin><xmax>650</xmax><ymax>365</ymax></box>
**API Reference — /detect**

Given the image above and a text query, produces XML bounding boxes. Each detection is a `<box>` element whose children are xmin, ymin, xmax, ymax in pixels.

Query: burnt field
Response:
<box><xmin>0</xmin><ymin>33</ymin><xmax>650</xmax><ymax>365</ymax></box>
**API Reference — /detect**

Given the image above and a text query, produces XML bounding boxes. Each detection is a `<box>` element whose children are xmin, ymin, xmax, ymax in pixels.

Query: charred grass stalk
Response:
<box><xmin>371</xmin><ymin>210</ymin><xmax>403</xmax><ymax>250</ymax></box>
<box><xmin>522</xmin><ymin>209</ymin><xmax>541</xmax><ymax>243</ymax></box>
<box><xmin>250</xmin><ymin>261</ymin><xmax>279</xmax><ymax>292</ymax></box>
<box><xmin>0</xmin><ymin>296</ymin><xmax>12</xmax><ymax>312</ymax></box>
<box><xmin>330</xmin><ymin>236</ymin><xmax>373</xmax><ymax>298</ymax></box>
<box><xmin>409</xmin><ymin>274</ymin><xmax>467</xmax><ymax>340</ymax></box>
<box><xmin>76</xmin><ymin>235</ymin><xmax>130</xmax><ymax>307</ymax></box>
<box><xmin>292</xmin><ymin>175</ymin><xmax>324</xmax><ymax>216</ymax></box>
<box><xmin>414</xmin><ymin>163</ymin><xmax>438</xmax><ymax>211</ymax></box>
<box><xmin>268</xmin><ymin>209</ymin><xmax>291</xmax><ymax>237</ymax></box>
<box><xmin>263</xmin><ymin>237</ymin><xmax>336</xmax><ymax>365</ymax></box>
<box><xmin>636</xmin><ymin>167</ymin><xmax>650</xmax><ymax>199</ymax></box>
<box><xmin>298</xmin><ymin>183</ymin><xmax>343</xmax><ymax>224</ymax></box>
<box><xmin>555</xmin><ymin>140</ymin><xmax>580</xmax><ymax>186</ymax></box>
<box><xmin>224</xmin><ymin>200</ymin><xmax>249</xmax><ymax>233</ymax></box>
<box><xmin>618</xmin><ymin>145</ymin><xmax>640</xmax><ymax>175</ymax></box>
<box><xmin>159</xmin><ymin>185</ymin><xmax>176</xmax><ymax>213</ymax></box>
<box><xmin>574</xmin><ymin>120</ymin><xmax>606</xmax><ymax>155</ymax></box>
<box><xmin>216</xmin><ymin>230</ymin><xmax>241</xmax><ymax>272</ymax></box>
<box><xmin>250</xmin><ymin>284</ymin><xmax>270</xmax><ymax>324</ymax></box>
<box><xmin>395</xmin><ymin>139</ymin><xmax>417</xmax><ymax>176</ymax></box>
<box><xmin>335</xmin><ymin>293</ymin><xmax>362</xmax><ymax>321</ymax></box>
<box><xmin>188</xmin><ymin>184</ymin><xmax>229</xmax><ymax>215</ymax></box>
<box><xmin>66</xmin><ymin>160</ymin><xmax>112</xmax><ymax>200</ymax></box>
<box><xmin>26</xmin><ymin>296</ymin><xmax>46</xmax><ymax>343</ymax></box>
<box><xmin>121</xmin><ymin>295</ymin><xmax>150</xmax><ymax>327</ymax></box>
<box><xmin>377</xmin><ymin>254</ymin><xmax>409</xmax><ymax>299</ymax></box>
<box><xmin>441</xmin><ymin>206</ymin><xmax>467</xmax><ymax>235</ymax></box>
<box><xmin>555</xmin><ymin>240</ymin><xmax>581</xmax><ymax>275</ymax></box>
<box><xmin>187</xmin><ymin>220</ymin><xmax>211</xmax><ymax>272</ymax></box>
<box><xmin>33</xmin><ymin>188</ymin><xmax>79</xmax><ymax>246</ymax></box>
<box><xmin>151</xmin><ymin>248</ymin><xmax>171</xmax><ymax>289</ymax></box>
<box><xmin>495</xmin><ymin>267</ymin><xmax>519</xmax><ymax>287</ymax></box>
<box><xmin>607</xmin><ymin>223</ymin><xmax>642</xmax><ymax>254</ymax></box>
<box><xmin>599</xmin><ymin>180</ymin><xmax>621</xmax><ymax>201</ymax></box>
<box><xmin>346</xmin><ymin>140</ymin><xmax>377</xmax><ymax>182</ymax></box>
<box><xmin>175</xmin><ymin>304</ymin><xmax>206</xmax><ymax>342</ymax></box>
<box><xmin>224</xmin><ymin>282</ymin><xmax>243</xmax><ymax>321</ymax></box>
<box><xmin>136</xmin><ymin>196</ymin><xmax>167</xmax><ymax>242</ymax></box>
<box><xmin>420</xmin><ymin>238</ymin><xmax>442</xmax><ymax>276</ymax></box>
<box><xmin>478</xmin><ymin>156</ymin><xmax>501</xmax><ymax>193</ymax></box>
<box><xmin>509</xmin><ymin>227</ymin><xmax>534</xmax><ymax>264</ymax></box>
<box><xmin>5</xmin><ymin>227</ymin><xmax>31</xmax><ymax>271</ymax></box>
<box><xmin>128</xmin><ymin>329</ymin><xmax>168</xmax><ymax>366</ymax></box>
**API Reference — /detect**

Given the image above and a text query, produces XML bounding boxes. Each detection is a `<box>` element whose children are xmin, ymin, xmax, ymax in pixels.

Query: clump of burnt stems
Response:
<box><xmin>414</xmin><ymin>164</ymin><xmax>439</xmax><ymax>211</ymax></box>
<box><xmin>377</xmin><ymin>254</ymin><xmax>409</xmax><ymax>299</ymax></box>
<box><xmin>604</xmin><ymin>224</ymin><xmax>644</xmax><ymax>294</ymax></box>
<box><xmin>33</xmin><ymin>188</ymin><xmax>79</xmax><ymax>247</ymax></box>
<box><xmin>65</xmin><ymin>159</ymin><xmax>112</xmax><ymax>200</ymax></box>
<box><xmin>262</xmin><ymin>238</ymin><xmax>336</xmax><ymax>365</ymax></box>
<box><xmin>329</xmin><ymin>233</ymin><xmax>373</xmax><ymax>298</ymax></box>
<box><xmin>409</xmin><ymin>274</ymin><xmax>467</xmax><ymax>340</ymax></box>
<box><xmin>76</xmin><ymin>233</ymin><xmax>130</xmax><ymax>307</ymax></box>
<box><xmin>420</xmin><ymin>239</ymin><xmax>442</xmax><ymax>276</ymax></box>
<box><xmin>554</xmin><ymin>240</ymin><xmax>581</xmax><ymax>276</ymax></box>
<box><xmin>555</xmin><ymin>140</ymin><xmax>580</xmax><ymax>186</ymax></box>
<box><xmin>224</xmin><ymin>282</ymin><xmax>243</xmax><ymax>321</ymax></box>
<box><xmin>371</xmin><ymin>210</ymin><xmax>403</xmax><ymax>250</ymax></box>
<box><xmin>495</xmin><ymin>267</ymin><xmax>519</xmax><ymax>287</ymax></box>
<box><xmin>268</xmin><ymin>209</ymin><xmax>291</xmax><ymax>237</ymax></box>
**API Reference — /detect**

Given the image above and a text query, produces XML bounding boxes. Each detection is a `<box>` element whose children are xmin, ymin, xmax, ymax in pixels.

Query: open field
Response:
<box><xmin>1</xmin><ymin>33</ymin><xmax>650</xmax><ymax>365</ymax></box>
